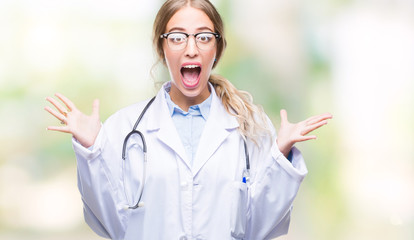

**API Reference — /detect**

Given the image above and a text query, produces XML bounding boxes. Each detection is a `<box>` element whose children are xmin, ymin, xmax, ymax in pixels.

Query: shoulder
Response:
<box><xmin>97</xmin><ymin>97</ymin><xmax>158</xmax><ymax>146</ymax></box>
<box><xmin>104</xmin><ymin>97</ymin><xmax>156</xmax><ymax>129</ymax></box>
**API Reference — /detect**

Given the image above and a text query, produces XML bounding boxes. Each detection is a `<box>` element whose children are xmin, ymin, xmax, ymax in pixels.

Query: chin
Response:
<box><xmin>179</xmin><ymin>84</ymin><xmax>204</xmax><ymax>98</ymax></box>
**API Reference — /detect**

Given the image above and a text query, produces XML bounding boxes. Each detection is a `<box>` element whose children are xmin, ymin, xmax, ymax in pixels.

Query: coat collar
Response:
<box><xmin>192</xmin><ymin>84</ymin><xmax>239</xmax><ymax>175</ymax></box>
<box><xmin>146</xmin><ymin>81</ymin><xmax>239</xmax><ymax>174</ymax></box>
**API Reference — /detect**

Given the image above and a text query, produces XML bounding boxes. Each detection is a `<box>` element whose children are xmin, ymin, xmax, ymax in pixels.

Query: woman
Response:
<box><xmin>45</xmin><ymin>0</ymin><xmax>332</xmax><ymax>239</ymax></box>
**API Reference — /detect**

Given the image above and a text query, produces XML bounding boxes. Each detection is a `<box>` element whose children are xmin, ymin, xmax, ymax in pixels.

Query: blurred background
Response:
<box><xmin>1</xmin><ymin>0</ymin><xmax>413</xmax><ymax>239</ymax></box>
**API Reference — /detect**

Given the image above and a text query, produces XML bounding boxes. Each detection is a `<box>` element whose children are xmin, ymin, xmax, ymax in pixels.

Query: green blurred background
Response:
<box><xmin>1</xmin><ymin>0</ymin><xmax>413</xmax><ymax>239</ymax></box>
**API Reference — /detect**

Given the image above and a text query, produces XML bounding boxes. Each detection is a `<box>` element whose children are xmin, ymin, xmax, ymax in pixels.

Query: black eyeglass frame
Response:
<box><xmin>160</xmin><ymin>31</ymin><xmax>221</xmax><ymax>50</ymax></box>
<box><xmin>160</xmin><ymin>31</ymin><xmax>221</xmax><ymax>39</ymax></box>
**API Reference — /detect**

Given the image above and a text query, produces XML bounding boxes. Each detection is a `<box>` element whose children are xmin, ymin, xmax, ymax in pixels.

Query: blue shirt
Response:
<box><xmin>163</xmin><ymin>83</ymin><xmax>292</xmax><ymax>164</ymax></box>
<box><xmin>164</xmin><ymin>83</ymin><xmax>212</xmax><ymax>166</ymax></box>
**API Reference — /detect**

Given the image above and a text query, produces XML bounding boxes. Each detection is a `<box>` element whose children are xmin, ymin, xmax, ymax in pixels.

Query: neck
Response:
<box><xmin>169</xmin><ymin>85</ymin><xmax>211</xmax><ymax>111</ymax></box>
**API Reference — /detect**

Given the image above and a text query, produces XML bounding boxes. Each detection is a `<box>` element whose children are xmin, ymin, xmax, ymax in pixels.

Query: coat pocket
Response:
<box><xmin>124</xmin><ymin>207</ymin><xmax>146</xmax><ymax>240</ymax></box>
<box><xmin>230</xmin><ymin>181</ymin><xmax>248</xmax><ymax>239</ymax></box>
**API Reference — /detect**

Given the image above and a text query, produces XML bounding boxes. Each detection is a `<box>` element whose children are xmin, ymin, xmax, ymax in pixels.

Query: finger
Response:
<box><xmin>55</xmin><ymin>93</ymin><xmax>76</xmax><ymax>111</ymax></box>
<box><xmin>305</xmin><ymin>114</ymin><xmax>331</xmax><ymax>125</ymax></box>
<box><xmin>46</xmin><ymin>96</ymin><xmax>67</xmax><ymax>115</ymax></box>
<box><xmin>280</xmin><ymin>109</ymin><xmax>288</xmax><ymax>124</ymax></box>
<box><xmin>295</xmin><ymin>135</ymin><xmax>317</xmax><ymax>142</ymax></box>
<box><xmin>46</xmin><ymin>125</ymin><xmax>71</xmax><ymax>133</ymax></box>
<box><xmin>306</xmin><ymin>113</ymin><xmax>333</xmax><ymax>125</ymax></box>
<box><xmin>44</xmin><ymin>106</ymin><xmax>67</xmax><ymax>122</ymax></box>
<box><xmin>301</xmin><ymin>120</ymin><xmax>328</xmax><ymax>136</ymax></box>
<box><xmin>92</xmin><ymin>99</ymin><xmax>100</xmax><ymax>116</ymax></box>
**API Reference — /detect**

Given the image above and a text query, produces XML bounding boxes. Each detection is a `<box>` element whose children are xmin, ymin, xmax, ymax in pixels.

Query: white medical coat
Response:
<box><xmin>73</xmin><ymin>83</ymin><xmax>308</xmax><ymax>240</ymax></box>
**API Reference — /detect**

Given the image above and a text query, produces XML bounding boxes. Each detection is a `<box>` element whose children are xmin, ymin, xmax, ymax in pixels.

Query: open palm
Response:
<box><xmin>276</xmin><ymin>109</ymin><xmax>332</xmax><ymax>157</ymax></box>
<box><xmin>45</xmin><ymin>93</ymin><xmax>101</xmax><ymax>148</ymax></box>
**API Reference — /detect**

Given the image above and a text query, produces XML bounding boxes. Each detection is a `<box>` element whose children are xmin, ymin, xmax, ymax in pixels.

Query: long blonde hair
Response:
<box><xmin>153</xmin><ymin>0</ymin><xmax>269</xmax><ymax>142</ymax></box>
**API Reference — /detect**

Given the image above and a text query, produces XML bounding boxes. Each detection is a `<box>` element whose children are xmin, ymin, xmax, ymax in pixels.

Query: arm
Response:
<box><xmin>73</xmin><ymin>128</ymin><xmax>129</xmax><ymax>239</ymax></box>
<box><xmin>246</xmin><ymin>110</ymin><xmax>332</xmax><ymax>239</ymax></box>
<box><xmin>45</xmin><ymin>93</ymin><xmax>128</xmax><ymax>239</ymax></box>
<box><xmin>246</xmin><ymin>140</ymin><xmax>307</xmax><ymax>239</ymax></box>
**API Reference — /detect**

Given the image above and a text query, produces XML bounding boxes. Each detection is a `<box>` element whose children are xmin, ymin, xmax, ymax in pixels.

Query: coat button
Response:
<box><xmin>180</xmin><ymin>181</ymin><xmax>188</xmax><ymax>190</ymax></box>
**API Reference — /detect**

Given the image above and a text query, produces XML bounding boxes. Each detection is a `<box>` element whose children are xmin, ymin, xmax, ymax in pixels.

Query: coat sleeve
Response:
<box><xmin>245</xmin><ymin>118</ymin><xmax>308</xmax><ymax>240</ymax></box>
<box><xmin>73</xmin><ymin>124</ymin><xmax>130</xmax><ymax>240</ymax></box>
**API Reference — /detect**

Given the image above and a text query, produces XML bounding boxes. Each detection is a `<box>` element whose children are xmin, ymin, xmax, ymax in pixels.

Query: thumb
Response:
<box><xmin>92</xmin><ymin>99</ymin><xmax>100</xmax><ymax>116</ymax></box>
<box><xmin>280</xmin><ymin>109</ymin><xmax>288</xmax><ymax>124</ymax></box>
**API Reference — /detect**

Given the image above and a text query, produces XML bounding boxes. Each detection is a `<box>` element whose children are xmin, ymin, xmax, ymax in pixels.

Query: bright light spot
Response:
<box><xmin>333</xmin><ymin>3</ymin><xmax>414</xmax><ymax>230</ymax></box>
<box><xmin>390</xmin><ymin>214</ymin><xmax>403</xmax><ymax>226</ymax></box>
<box><xmin>24</xmin><ymin>22</ymin><xmax>65</xmax><ymax>72</ymax></box>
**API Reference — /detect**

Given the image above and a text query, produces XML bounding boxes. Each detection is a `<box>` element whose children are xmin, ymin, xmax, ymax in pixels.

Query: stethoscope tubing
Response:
<box><xmin>121</xmin><ymin>95</ymin><xmax>250</xmax><ymax>209</ymax></box>
<box><xmin>122</xmin><ymin>97</ymin><xmax>155</xmax><ymax>209</ymax></box>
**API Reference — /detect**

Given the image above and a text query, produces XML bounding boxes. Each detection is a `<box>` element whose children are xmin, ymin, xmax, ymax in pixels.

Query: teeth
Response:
<box><xmin>183</xmin><ymin>65</ymin><xmax>200</xmax><ymax>69</ymax></box>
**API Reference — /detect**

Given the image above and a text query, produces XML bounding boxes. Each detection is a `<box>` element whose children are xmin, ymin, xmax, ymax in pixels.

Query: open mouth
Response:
<box><xmin>180</xmin><ymin>64</ymin><xmax>201</xmax><ymax>88</ymax></box>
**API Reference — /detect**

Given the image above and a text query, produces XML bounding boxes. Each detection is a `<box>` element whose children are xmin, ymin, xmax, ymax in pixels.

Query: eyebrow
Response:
<box><xmin>167</xmin><ymin>26</ymin><xmax>214</xmax><ymax>33</ymax></box>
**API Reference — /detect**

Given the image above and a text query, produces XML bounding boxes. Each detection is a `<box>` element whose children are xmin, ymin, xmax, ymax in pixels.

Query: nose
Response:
<box><xmin>184</xmin><ymin>36</ymin><xmax>199</xmax><ymax>58</ymax></box>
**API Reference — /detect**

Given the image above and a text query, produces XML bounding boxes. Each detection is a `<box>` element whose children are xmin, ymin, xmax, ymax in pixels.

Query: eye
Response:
<box><xmin>168</xmin><ymin>33</ymin><xmax>187</xmax><ymax>44</ymax></box>
<box><xmin>196</xmin><ymin>33</ymin><xmax>213</xmax><ymax>43</ymax></box>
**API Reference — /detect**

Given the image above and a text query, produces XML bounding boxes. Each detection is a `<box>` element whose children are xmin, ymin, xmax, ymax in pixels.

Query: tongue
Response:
<box><xmin>182</xmin><ymin>68</ymin><xmax>200</xmax><ymax>87</ymax></box>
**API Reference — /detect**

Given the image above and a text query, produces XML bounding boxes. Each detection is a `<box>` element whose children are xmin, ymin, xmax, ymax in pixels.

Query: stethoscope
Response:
<box><xmin>121</xmin><ymin>96</ymin><xmax>250</xmax><ymax>209</ymax></box>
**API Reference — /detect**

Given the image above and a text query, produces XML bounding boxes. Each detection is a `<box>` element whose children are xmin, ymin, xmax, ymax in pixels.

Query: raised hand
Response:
<box><xmin>276</xmin><ymin>109</ymin><xmax>333</xmax><ymax>158</ymax></box>
<box><xmin>44</xmin><ymin>93</ymin><xmax>101</xmax><ymax>148</ymax></box>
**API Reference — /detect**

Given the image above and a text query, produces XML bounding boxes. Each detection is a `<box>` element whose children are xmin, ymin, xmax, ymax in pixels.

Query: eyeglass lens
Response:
<box><xmin>166</xmin><ymin>33</ymin><xmax>217</xmax><ymax>50</ymax></box>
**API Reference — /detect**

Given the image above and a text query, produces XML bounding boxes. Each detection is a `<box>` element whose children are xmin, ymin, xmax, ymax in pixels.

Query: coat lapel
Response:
<box><xmin>145</xmin><ymin>82</ymin><xmax>239</xmax><ymax>174</ymax></box>
<box><xmin>192</xmin><ymin>87</ymin><xmax>239</xmax><ymax>176</ymax></box>
<box><xmin>146</xmin><ymin>87</ymin><xmax>190</xmax><ymax>168</ymax></box>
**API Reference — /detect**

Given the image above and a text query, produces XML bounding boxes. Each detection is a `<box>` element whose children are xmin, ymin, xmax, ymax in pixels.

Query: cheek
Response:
<box><xmin>204</xmin><ymin>51</ymin><xmax>217</xmax><ymax>70</ymax></box>
<box><xmin>163</xmin><ymin>44</ymin><xmax>175</xmax><ymax>63</ymax></box>
<box><xmin>163</xmin><ymin>50</ymin><xmax>182</xmax><ymax>80</ymax></box>
<box><xmin>164</xmin><ymin>50</ymin><xmax>176</xmax><ymax>69</ymax></box>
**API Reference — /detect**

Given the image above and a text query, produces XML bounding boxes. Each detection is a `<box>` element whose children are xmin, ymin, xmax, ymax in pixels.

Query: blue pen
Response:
<box><xmin>242</xmin><ymin>169</ymin><xmax>250</xmax><ymax>184</ymax></box>
<box><xmin>243</xmin><ymin>140</ymin><xmax>250</xmax><ymax>184</ymax></box>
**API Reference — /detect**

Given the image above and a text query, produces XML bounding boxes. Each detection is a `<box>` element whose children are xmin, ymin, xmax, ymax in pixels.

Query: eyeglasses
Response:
<box><xmin>160</xmin><ymin>32</ymin><xmax>221</xmax><ymax>51</ymax></box>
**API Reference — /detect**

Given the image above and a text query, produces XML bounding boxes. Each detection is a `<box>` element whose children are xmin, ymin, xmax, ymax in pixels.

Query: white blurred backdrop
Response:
<box><xmin>0</xmin><ymin>0</ymin><xmax>413</xmax><ymax>239</ymax></box>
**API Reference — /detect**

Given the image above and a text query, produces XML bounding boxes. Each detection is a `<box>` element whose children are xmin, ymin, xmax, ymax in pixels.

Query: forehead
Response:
<box><xmin>166</xmin><ymin>5</ymin><xmax>214</xmax><ymax>32</ymax></box>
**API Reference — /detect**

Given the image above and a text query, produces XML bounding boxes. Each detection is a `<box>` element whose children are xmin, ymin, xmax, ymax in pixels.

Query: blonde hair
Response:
<box><xmin>153</xmin><ymin>0</ymin><xmax>269</xmax><ymax>142</ymax></box>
